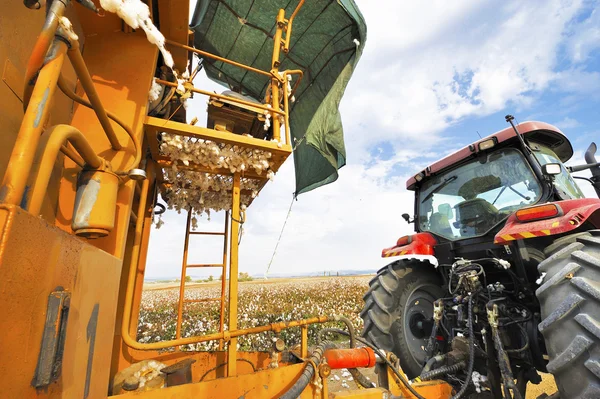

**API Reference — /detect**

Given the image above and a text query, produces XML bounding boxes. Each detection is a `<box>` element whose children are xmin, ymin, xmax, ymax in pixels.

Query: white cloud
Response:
<box><xmin>554</xmin><ymin>116</ymin><xmax>581</xmax><ymax>129</ymax></box>
<box><xmin>341</xmin><ymin>0</ymin><xmax>586</xmax><ymax>153</ymax></box>
<box><xmin>565</xmin><ymin>6</ymin><xmax>600</xmax><ymax>63</ymax></box>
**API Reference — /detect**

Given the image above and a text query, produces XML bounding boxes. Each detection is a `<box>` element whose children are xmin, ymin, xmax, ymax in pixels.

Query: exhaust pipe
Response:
<box><xmin>584</xmin><ymin>143</ymin><xmax>600</xmax><ymax>198</ymax></box>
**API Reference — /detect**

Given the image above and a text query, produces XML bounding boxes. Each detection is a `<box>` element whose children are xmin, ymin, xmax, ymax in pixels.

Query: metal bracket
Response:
<box><xmin>32</xmin><ymin>288</ymin><xmax>71</xmax><ymax>388</ymax></box>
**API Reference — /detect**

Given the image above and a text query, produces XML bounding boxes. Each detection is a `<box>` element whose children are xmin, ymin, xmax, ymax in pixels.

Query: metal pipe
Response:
<box><xmin>282</xmin><ymin>73</ymin><xmax>291</xmax><ymax>145</ymax></box>
<box><xmin>283</xmin><ymin>0</ymin><xmax>305</xmax><ymax>52</ymax></box>
<box><xmin>154</xmin><ymin>79</ymin><xmax>286</xmax><ymax>116</ymax></box>
<box><xmin>219</xmin><ymin>211</ymin><xmax>230</xmax><ymax>351</ymax></box>
<box><xmin>1</xmin><ymin>40</ymin><xmax>68</xmax><ymax>206</ymax></box>
<box><xmin>270</xmin><ymin>9</ymin><xmax>285</xmax><ymax>143</ymax></box>
<box><xmin>60</xmin><ymin>144</ymin><xmax>85</xmax><ymax>167</ymax></box>
<box><xmin>175</xmin><ymin>210</ymin><xmax>192</xmax><ymax>343</ymax></box>
<box><xmin>27</xmin><ymin>124</ymin><xmax>104</xmax><ymax>215</ymax></box>
<box><xmin>67</xmin><ymin>40</ymin><xmax>123</xmax><ymax>150</ymax></box>
<box><xmin>57</xmin><ymin>75</ymin><xmax>141</xmax><ymax>173</ymax></box>
<box><xmin>227</xmin><ymin>173</ymin><xmax>241</xmax><ymax>376</ymax></box>
<box><xmin>165</xmin><ymin>40</ymin><xmax>271</xmax><ymax>77</ymax></box>
<box><xmin>23</xmin><ymin>0</ymin><xmax>66</xmax><ymax>108</ymax></box>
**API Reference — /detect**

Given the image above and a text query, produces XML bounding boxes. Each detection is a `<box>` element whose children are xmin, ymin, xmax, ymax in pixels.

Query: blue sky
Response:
<box><xmin>145</xmin><ymin>0</ymin><xmax>600</xmax><ymax>279</ymax></box>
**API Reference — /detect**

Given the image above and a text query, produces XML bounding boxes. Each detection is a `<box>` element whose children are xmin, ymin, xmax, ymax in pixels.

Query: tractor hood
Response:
<box><xmin>406</xmin><ymin>121</ymin><xmax>573</xmax><ymax>190</ymax></box>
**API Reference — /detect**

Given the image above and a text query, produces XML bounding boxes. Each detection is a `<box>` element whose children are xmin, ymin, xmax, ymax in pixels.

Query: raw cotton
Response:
<box><xmin>99</xmin><ymin>0</ymin><xmax>174</xmax><ymax>68</ymax></box>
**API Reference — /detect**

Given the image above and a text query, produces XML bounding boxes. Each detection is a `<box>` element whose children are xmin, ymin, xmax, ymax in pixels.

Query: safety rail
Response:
<box><xmin>160</xmin><ymin>41</ymin><xmax>304</xmax><ymax>145</ymax></box>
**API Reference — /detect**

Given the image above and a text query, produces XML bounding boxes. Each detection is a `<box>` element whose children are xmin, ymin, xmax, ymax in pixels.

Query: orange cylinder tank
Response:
<box><xmin>324</xmin><ymin>347</ymin><xmax>377</xmax><ymax>369</ymax></box>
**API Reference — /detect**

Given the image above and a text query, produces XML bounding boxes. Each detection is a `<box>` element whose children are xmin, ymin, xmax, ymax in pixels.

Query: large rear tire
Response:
<box><xmin>536</xmin><ymin>230</ymin><xmax>600</xmax><ymax>398</ymax></box>
<box><xmin>360</xmin><ymin>260</ymin><xmax>443</xmax><ymax>378</ymax></box>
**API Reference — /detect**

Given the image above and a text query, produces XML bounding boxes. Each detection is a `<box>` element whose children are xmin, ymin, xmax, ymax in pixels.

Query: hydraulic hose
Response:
<box><xmin>333</xmin><ymin>316</ymin><xmax>375</xmax><ymax>388</ymax></box>
<box><xmin>421</xmin><ymin>354</ymin><xmax>446</xmax><ymax>375</ymax></box>
<box><xmin>420</xmin><ymin>361</ymin><xmax>466</xmax><ymax>381</ymax></box>
<box><xmin>451</xmin><ymin>295</ymin><xmax>476</xmax><ymax>399</ymax></box>
<box><xmin>279</xmin><ymin>341</ymin><xmax>336</xmax><ymax>399</ymax></box>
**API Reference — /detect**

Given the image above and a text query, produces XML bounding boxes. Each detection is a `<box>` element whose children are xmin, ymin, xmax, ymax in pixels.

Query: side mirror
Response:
<box><xmin>542</xmin><ymin>163</ymin><xmax>561</xmax><ymax>176</ymax></box>
<box><xmin>401</xmin><ymin>213</ymin><xmax>414</xmax><ymax>224</ymax></box>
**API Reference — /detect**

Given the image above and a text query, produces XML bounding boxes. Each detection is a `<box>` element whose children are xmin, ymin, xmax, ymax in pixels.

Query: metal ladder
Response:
<box><xmin>175</xmin><ymin>209</ymin><xmax>230</xmax><ymax>350</ymax></box>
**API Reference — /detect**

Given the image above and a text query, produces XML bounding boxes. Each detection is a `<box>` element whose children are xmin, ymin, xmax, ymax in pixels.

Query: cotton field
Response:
<box><xmin>137</xmin><ymin>276</ymin><xmax>371</xmax><ymax>351</ymax></box>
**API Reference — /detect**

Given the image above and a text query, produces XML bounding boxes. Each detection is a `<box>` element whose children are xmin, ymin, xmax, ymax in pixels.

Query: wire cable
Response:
<box><xmin>264</xmin><ymin>195</ymin><xmax>295</xmax><ymax>278</ymax></box>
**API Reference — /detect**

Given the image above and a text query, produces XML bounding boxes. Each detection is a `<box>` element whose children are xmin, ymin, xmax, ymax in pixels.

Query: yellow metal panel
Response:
<box><xmin>332</xmin><ymin>387</ymin><xmax>387</xmax><ymax>398</ymax></box>
<box><xmin>0</xmin><ymin>204</ymin><xmax>122</xmax><ymax>398</ymax></box>
<box><xmin>227</xmin><ymin>173</ymin><xmax>241</xmax><ymax>376</ymax></box>
<box><xmin>113</xmin><ymin>363</ymin><xmax>319</xmax><ymax>399</ymax></box>
<box><xmin>158</xmin><ymin>0</ymin><xmax>191</xmax><ymax>72</ymax></box>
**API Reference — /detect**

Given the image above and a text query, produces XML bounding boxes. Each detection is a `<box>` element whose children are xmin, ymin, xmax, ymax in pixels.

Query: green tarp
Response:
<box><xmin>190</xmin><ymin>0</ymin><xmax>366</xmax><ymax>195</ymax></box>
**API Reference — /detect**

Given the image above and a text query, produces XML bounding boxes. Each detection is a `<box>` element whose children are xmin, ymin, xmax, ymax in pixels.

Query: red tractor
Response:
<box><xmin>361</xmin><ymin>116</ymin><xmax>600</xmax><ymax>399</ymax></box>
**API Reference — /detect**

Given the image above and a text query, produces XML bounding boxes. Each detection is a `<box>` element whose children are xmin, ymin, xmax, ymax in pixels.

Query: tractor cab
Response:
<box><xmin>409</xmin><ymin>121</ymin><xmax>593</xmax><ymax>243</ymax></box>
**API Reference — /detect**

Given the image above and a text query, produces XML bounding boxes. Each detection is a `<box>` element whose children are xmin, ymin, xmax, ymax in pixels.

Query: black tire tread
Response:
<box><xmin>360</xmin><ymin>260</ymin><xmax>441</xmax><ymax>378</ymax></box>
<box><xmin>537</xmin><ymin>230</ymin><xmax>600</xmax><ymax>399</ymax></box>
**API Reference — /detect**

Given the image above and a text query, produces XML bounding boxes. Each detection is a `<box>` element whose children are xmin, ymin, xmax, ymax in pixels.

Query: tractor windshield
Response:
<box><xmin>418</xmin><ymin>148</ymin><xmax>542</xmax><ymax>240</ymax></box>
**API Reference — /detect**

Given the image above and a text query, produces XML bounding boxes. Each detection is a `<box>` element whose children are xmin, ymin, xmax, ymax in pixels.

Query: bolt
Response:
<box><xmin>319</xmin><ymin>364</ymin><xmax>331</xmax><ymax>378</ymax></box>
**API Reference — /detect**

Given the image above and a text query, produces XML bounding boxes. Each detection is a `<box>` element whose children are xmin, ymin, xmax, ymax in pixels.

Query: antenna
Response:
<box><xmin>505</xmin><ymin>115</ymin><xmax>530</xmax><ymax>153</ymax></box>
<box><xmin>476</xmin><ymin>131</ymin><xmax>482</xmax><ymax>139</ymax></box>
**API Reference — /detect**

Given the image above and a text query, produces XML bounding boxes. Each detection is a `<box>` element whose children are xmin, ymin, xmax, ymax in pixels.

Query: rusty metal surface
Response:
<box><xmin>32</xmin><ymin>289</ymin><xmax>71</xmax><ymax>388</ymax></box>
<box><xmin>112</xmin><ymin>362</ymin><xmax>319</xmax><ymax>399</ymax></box>
<box><xmin>161</xmin><ymin>358</ymin><xmax>196</xmax><ymax>387</ymax></box>
<box><xmin>0</xmin><ymin>204</ymin><xmax>122</xmax><ymax>398</ymax></box>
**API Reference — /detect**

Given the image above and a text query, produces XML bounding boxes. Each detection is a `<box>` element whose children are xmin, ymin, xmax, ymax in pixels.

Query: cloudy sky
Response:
<box><xmin>145</xmin><ymin>0</ymin><xmax>600</xmax><ymax>279</ymax></box>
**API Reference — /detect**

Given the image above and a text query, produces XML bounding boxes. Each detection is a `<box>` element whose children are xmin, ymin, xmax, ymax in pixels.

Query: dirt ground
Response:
<box><xmin>326</xmin><ymin>366</ymin><xmax>557</xmax><ymax>398</ymax></box>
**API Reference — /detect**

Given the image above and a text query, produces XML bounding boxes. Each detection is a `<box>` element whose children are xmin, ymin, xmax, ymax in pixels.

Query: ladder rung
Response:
<box><xmin>184</xmin><ymin>298</ymin><xmax>221</xmax><ymax>303</ymax></box>
<box><xmin>186</xmin><ymin>263</ymin><xmax>224</xmax><ymax>268</ymax></box>
<box><xmin>189</xmin><ymin>231</ymin><xmax>226</xmax><ymax>236</ymax></box>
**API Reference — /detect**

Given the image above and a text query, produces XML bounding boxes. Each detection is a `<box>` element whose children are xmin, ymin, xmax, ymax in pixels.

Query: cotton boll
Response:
<box><xmin>148</xmin><ymin>78</ymin><xmax>162</xmax><ymax>102</ymax></box>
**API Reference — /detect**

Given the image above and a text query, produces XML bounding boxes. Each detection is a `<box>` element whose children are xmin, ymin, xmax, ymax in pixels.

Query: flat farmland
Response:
<box><xmin>139</xmin><ymin>275</ymin><xmax>555</xmax><ymax>397</ymax></box>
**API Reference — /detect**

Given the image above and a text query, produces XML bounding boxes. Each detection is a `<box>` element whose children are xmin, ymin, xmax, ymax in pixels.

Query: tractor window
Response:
<box><xmin>418</xmin><ymin>149</ymin><xmax>542</xmax><ymax>240</ymax></box>
<box><xmin>531</xmin><ymin>143</ymin><xmax>585</xmax><ymax>199</ymax></box>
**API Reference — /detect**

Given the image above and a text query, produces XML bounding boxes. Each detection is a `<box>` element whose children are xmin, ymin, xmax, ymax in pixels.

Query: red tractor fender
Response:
<box><xmin>495</xmin><ymin>198</ymin><xmax>600</xmax><ymax>244</ymax></box>
<box><xmin>382</xmin><ymin>232</ymin><xmax>437</xmax><ymax>258</ymax></box>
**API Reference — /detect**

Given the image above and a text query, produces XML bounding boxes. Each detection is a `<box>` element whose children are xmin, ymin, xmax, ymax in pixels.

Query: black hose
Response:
<box><xmin>420</xmin><ymin>361</ymin><xmax>466</xmax><ymax>381</ymax></box>
<box><xmin>279</xmin><ymin>341</ymin><xmax>336</xmax><ymax>399</ymax></box>
<box><xmin>451</xmin><ymin>295</ymin><xmax>476</xmax><ymax>399</ymax></box>
<box><xmin>334</xmin><ymin>316</ymin><xmax>375</xmax><ymax>388</ymax></box>
<box><xmin>319</xmin><ymin>328</ymin><xmax>427</xmax><ymax>399</ymax></box>
<box><xmin>421</xmin><ymin>354</ymin><xmax>446</xmax><ymax>375</ymax></box>
<box><xmin>335</xmin><ymin>316</ymin><xmax>356</xmax><ymax>348</ymax></box>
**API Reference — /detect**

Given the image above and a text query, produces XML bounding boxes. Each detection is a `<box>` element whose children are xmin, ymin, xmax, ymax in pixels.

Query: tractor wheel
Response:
<box><xmin>536</xmin><ymin>230</ymin><xmax>600</xmax><ymax>399</ymax></box>
<box><xmin>360</xmin><ymin>260</ymin><xmax>443</xmax><ymax>378</ymax></box>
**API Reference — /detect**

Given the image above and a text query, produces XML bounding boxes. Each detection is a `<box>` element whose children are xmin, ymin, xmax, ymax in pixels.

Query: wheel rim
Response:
<box><xmin>402</xmin><ymin>284</ymin><xmax>439</xmax><ymax>368</ymax></box>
